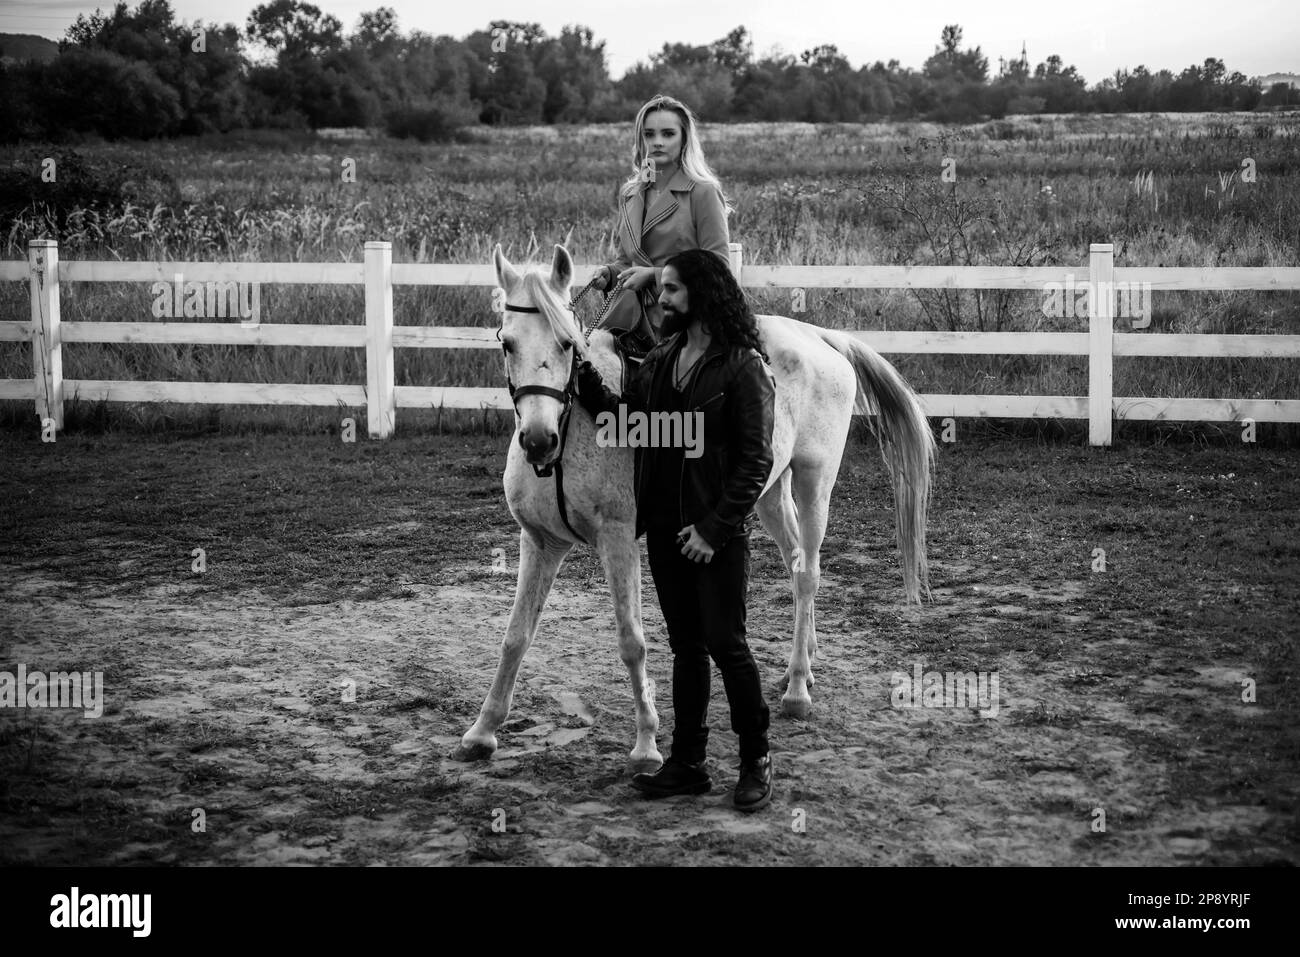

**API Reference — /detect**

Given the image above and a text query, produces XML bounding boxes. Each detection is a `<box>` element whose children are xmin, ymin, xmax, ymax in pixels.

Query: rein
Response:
<box><xmin>584</xmin><ymin>276</ymin><xmax>625</xmax><ymax>339</ymax></box>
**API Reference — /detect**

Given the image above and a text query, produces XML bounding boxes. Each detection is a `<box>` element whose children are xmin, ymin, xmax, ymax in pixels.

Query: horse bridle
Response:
<box><xmin>498</xmin><ymin>276</ymin><xmax>606</xmax><ymax>468</ymax></box>
<box><xmin>499</xmin><ymin>289</ymin><xmax>597</xmax><ymax>544</ymax></box>
<box><xmin>500</xmin><ymin>300</ymin><xmax>582</xmax><ymax>481</ymax></box>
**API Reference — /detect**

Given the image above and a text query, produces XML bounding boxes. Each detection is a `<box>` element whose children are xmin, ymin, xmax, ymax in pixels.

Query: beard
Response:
<box><xmin>659</xmin><ymin>306</ymin><xmax>692</xmax><ymax>338</ymax></box>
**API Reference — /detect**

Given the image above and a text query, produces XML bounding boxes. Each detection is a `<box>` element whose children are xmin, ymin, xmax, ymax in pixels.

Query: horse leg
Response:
<box><xmin>778</xmin><ymin>462</ymin><xmax>836</xmax><ymax>718</ymax></box>
<box><xmin>756</xmin><ymin>470</ymin><xmax>814</xmax><ymax>694</ymax></box>
<box><xmin>596</xmin><ymin>525</ymin><xmax>663</xmax><ymax>773</ymax></box>
<box><xmin>453</xmin><ymin>528</ymin><xmax>570</xmax><ymax>761</ymax></box>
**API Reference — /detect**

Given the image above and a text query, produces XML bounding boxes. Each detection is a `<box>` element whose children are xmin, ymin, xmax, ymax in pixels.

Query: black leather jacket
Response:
<box><xmin>576</xmin><ymin>332</ymin><xmax>776</xmax><ymax>549</ymax></box>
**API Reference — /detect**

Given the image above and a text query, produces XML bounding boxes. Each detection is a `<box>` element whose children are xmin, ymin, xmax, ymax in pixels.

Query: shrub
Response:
<box><xmin>1006</xmin><ymin>95</ymin><xmax>1047</xmax><ymax>115</ymax></box>
<box><xmin>384</xmin><ymin>98</ymin><xmax>479</xmax><ymax>143</ymax></box>
<box><xmin>44</xmin><ymin>48</ymin><xmax>183</xmax><ymax>140</ymax></box>
<box><xmin>0</xmin><ymin>148</ymin><xmax>179</xmax><ymax>236</ymax></box>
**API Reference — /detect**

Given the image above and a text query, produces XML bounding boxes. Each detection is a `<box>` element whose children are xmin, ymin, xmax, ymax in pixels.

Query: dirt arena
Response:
<box><xmin>1</xmin><ymin>427</ymin><xmax>1296</xmax><ymax>865</ymax></box>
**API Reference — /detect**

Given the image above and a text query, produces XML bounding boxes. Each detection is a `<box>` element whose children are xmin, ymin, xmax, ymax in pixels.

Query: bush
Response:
<box><xmin>383</xmin><ymin>98</ymin><xmax>479</xmax><ymax>143</ymax></box>
<box><xmin>0</xmin><ymin>148</ymin><xmax>180</xmax><ymax>236</ymax></box>
<box><xmin>1006</xmin><ymin>95</ymin><xmax>1047</xmax><ymax>115</ymax></box>
<box><xmin>925</xmin><ymin>95</ymin><xmax>985</xmax><ymax>124</ymax></box>
<box><xmin>982</xmin><ymin>118</ymin><xmax>1044</xmax><ymax>141</ymax></box>
<box><xmin>44</xmin><ymin>48</ymin><xmax>183</xmax><ymax>140</ymax></box>
<box><xmin>0</xmin><ymin>62</ymin><xmax>48</xmax><ymax>143</ymax></box>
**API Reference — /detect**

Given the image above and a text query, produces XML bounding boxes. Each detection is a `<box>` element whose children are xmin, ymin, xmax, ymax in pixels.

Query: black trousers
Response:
<box><xmin>646</xmin><ymin>526</ymin><xmax>771</xmax><ymax>764</ymax></box>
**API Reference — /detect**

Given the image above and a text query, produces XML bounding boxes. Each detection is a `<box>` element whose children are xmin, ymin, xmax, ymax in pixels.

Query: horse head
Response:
<box><xmin>492</xmin><ymin>243</ymin><xmax>587</xmax><ymax>472</ymax></box>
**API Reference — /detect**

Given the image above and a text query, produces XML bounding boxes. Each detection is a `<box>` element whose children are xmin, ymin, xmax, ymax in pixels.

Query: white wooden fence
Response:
<box><xmin>3</xmin><ymin>239</ymin><xmax>1299</xmax><ymax>446</ymax></box>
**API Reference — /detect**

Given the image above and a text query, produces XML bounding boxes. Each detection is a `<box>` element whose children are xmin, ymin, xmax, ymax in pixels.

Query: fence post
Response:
<box><xmin>728</xmin><ymin>242</ymin><xmax>742</xmax><ymax>281</ymax></box>
<box><xmin>365</xmin><ymin>241</ymin><xmax>395</xmax><ymax>439</ymax></box>
<box><xmin>29</xmin><ymin>239</ymin><xmax>62</xmax><ymax>434</ymax></box>
<box><xmin>1088</xmin><ymin>243</ymin><xmax>1114</xmax><ymax>447</ymax></box>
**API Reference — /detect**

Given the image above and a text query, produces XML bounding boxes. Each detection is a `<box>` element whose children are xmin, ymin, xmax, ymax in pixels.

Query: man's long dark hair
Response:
<box><xmin>663</xmin><ymin>249</ymin><xmax>768</xmax><ymax>362</ymax></box>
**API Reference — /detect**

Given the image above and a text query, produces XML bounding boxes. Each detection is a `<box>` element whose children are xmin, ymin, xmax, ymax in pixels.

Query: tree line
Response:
<box><xmin>1</xmin><ymin>1</ymin><xmax>1295</xmax><ymax>143</ymax></box>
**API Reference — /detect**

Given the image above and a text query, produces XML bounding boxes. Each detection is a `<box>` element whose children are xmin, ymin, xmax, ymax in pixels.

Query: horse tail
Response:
<box><xmin>811</xmin><ymin>327</ymin><xmax>935</xmax><ymax>604</ymax></box>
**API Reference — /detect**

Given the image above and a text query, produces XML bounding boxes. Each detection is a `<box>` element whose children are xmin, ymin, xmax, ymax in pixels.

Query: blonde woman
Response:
<box><xmin>593</xmin><ymin>94</ymin><xmax>732</xmax><ymax>353</ymax></box>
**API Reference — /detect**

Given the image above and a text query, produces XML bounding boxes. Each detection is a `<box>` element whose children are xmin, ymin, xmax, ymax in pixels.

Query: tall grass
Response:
<box><xmin>1</xmin><ymin>113</ymin><xmax>1297</xmax><ymax>441</ymax></box>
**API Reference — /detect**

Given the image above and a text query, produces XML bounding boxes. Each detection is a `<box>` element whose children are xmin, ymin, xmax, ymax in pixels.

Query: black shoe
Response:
<box><xmin>631</xmin><ymin>756</ymin><xmax>712</xmax><ymax>798</ymax></box>
<box><xmin>733</xmin><ymin>755</ymin><xmax>773</xmax><ymax>812</ymax></box>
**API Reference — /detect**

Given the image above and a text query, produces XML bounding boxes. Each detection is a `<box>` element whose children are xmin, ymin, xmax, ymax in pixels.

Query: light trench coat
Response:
<box><xmin>602</xmin><ymin>167</ymin><xmax>731</xmax><ymax>331</ymax></box>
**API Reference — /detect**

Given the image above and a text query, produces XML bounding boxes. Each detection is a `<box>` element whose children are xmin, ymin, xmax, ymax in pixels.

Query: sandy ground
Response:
<box><xmin>1</xmin><ymin>432</ymin><xmax>1297</xmax><ymax>865</ymax></box>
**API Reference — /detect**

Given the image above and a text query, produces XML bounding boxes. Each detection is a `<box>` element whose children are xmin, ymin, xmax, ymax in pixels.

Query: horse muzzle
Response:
<box><xmin>518</xmin><ymin>423</ymin><xmax>560</xmax><ymax>467</ymax></box>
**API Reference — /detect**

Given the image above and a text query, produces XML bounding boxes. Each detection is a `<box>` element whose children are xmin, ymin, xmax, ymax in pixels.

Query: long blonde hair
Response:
<box><xmin>618</xmin><ymin>94</ymin><xmax>733</xmax><ymax>216</ymax></box>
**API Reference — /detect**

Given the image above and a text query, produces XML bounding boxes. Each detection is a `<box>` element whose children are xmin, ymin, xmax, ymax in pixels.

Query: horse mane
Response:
<box><xmin>520</xmin><ymin>270</ymin><xmax>589</xmax><ymax>360</ymax></box>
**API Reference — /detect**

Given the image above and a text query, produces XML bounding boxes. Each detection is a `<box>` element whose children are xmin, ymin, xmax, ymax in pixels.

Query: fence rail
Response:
<box><xmin>3</xmin><ymin>240</ymin><xmax>1299</xmax><ymax>445</ymax></box>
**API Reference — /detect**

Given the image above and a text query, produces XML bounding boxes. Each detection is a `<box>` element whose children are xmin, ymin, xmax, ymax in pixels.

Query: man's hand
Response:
<box><xmin>575</xmin><ymin>358</ymin><xmax>624</xmax><ymax>421</ymax></box>
<box><xmin>677</xmin><ymin>524</ymin><xmax>714</xmax><ymax>563</ymax></box>
<box><xmin>618</xmin><ymin>266</ymin><xmax>658</xmax><ymax>292</ymax></box>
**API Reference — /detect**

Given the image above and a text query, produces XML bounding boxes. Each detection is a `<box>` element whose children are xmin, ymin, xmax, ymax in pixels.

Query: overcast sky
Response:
<box><xmin>3</xmin><ymin>0</ymin><xmax>1296</xmax><ymax>84</ymax></box>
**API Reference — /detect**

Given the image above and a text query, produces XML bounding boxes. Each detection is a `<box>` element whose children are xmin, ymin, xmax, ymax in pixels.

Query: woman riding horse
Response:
<box><xmin>594</xmin><ymin>94</ymin><xmax>732</xmax><ymax>357</ymax></box>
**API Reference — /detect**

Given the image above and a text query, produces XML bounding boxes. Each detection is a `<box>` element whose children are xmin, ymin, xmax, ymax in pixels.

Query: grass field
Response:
<box><xmin>1</xmin><ymin>112</ymin><xmax>1298</xmax><ymax>441</ymax></box>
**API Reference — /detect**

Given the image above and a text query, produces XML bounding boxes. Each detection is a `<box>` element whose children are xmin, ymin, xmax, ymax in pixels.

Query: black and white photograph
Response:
<box><xmin>0</xmin><ymin>0</ymin><xmax>1296</xmax><ymax>895</ymax></box>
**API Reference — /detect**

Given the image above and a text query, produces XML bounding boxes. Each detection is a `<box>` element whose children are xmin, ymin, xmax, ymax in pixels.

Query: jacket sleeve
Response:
<box><xmin>694</xmin><ymin>352</ymin><xmax>775</xmax><ymax>551</ymax></box>
<box><xmin>602</xmin><ymin>190</ymin><xmax>635</xmax><ymax>287</ymax></box>
<box><xmin>602</xmin><ymin>252</ymin><xmax>632</xmax><ymax>289</ymax></box>
<box><xmin>692</xmin><ymin>183</ymin><xmax>731</xmax><ymax>271</ymax></box>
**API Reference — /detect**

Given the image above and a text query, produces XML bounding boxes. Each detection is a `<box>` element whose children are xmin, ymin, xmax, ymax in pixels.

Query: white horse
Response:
<box><xmin>453</xmin><ymin>244</ymin><xmax>934</xmax><ymax>771</ymax></box>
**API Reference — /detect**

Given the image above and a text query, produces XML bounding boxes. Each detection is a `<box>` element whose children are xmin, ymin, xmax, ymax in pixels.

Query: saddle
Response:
<box><xmin>611</xmin><ymin>321</ymin><xmax>657</xmax><ymax>366</ymax></box>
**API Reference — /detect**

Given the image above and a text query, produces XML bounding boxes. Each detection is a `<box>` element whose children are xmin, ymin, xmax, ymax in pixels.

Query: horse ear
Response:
<box><xmin>549</xmin><ymin>244</ymin><xmax>573</xmax><ymax>294</ymax></box>
<box><xmin>493</xmin><ymin>243</ymin><xmax>521</xmax><ymax>295</ymax></box>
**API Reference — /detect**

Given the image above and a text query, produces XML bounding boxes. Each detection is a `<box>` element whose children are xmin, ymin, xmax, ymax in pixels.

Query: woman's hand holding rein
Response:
<box><xmin>618</xmin><ymin>266</ymin><xmax>658</xmax><ymax>292</ymax></box>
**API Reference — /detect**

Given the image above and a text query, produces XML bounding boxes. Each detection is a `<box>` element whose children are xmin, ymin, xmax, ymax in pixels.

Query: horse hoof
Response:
<box><xmin>628</xmin><ymin>752</ymin><xmax>664</xmax><ymax>775</ymax></box>
<box><xmin>780</xmin><ymin>696</ymin><xmax>813</xmax><ymax>719</ymax></box>
<box><xmin>451</xmin><ymin>741</ymin><xmax>496</xmax><ymax>762</ymax></box>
